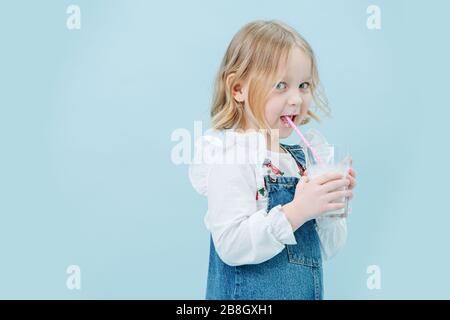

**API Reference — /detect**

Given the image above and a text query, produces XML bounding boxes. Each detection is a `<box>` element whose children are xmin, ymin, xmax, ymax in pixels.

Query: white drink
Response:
<box><xmin>304</xmin><ymin>142</ymin><xmax>350</xmax><ymax>218</ymax></box>
<box><xmin>307</xmin><ymin>162</ymin><xmax>350</xmax><ymax>218</ymax></box>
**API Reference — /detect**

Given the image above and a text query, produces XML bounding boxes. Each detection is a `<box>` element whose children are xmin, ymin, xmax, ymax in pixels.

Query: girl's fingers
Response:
<box><xmin>323</xmin><ymin>202</ymin><xmax>346</xmax><ymax>212</ymax></box>
<box><xmin>346</xmin><ymin>167</ymin><xmax>356</xmax><ymax>190</ymax></box>
<box><xmin>315</xmin><ymin>172</ymin><xmax>343</xmax><ymax>185</ymax></box>
<box><xmin>324</xmin><ymin>189</ymin><xmax>353</xmax><ymax>202</ymax></box>
<box><xmin>348</xmin><ymin>191</ymin><xmax>353</xmax><ymax>200</ymax></box>
<box><xmin>322</xmin><ymin>178</ymin><xmax>350</xmax><ymax>193</ymax></box>
<box><xmin>301</xmin><ymin>175</ymin><xmax>310</xmax><ymax>183</ymax></box>
<box><xmin>349</xmin><ymin>167</ymin><xmax>356</xmax><ymax>178</ymax></box>
<box><xmin>347</xmin><ymin>175</ymin><xmax>356</xmax><ymax>189</ymax></box>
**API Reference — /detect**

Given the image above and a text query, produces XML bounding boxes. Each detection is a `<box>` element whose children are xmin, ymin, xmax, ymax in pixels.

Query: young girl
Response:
<box><xmin>189</xmin><ymin>20</ymin><xmax>357</xmax><ymax>300</ymax></box>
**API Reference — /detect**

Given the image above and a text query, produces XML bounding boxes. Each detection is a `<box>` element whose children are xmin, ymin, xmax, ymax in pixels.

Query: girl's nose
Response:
<box><xmin>288</xmin><ymin>91</ymin><xmax>303</xmax><ymax>106</ymax></box>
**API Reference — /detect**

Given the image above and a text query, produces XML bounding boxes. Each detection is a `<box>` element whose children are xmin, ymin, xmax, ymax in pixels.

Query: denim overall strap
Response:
<box><xmin>276</xmin><ymin>144</ymin><xmax>323</xmax><ymax>266</ymax></box>
<box><xmin>279</xmin><ymin>143</ymin><xmax>306</xmax><ymax>174</ymax></box>
<box><xmin>205</xmin><ymin>144</ymin><xmax>323</xmax><ymax>300</ymax></box>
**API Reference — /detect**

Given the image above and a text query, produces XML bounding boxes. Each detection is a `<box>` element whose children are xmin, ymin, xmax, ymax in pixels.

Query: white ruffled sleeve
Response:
<box><xmin>188</xmin><ymin>129</ymin><xmax>297</xmax><ymax>266</ymax></box>
<box><xmin>188</xmin><ymin>132</ymin><xmax>223</xmax><ymax>196</ymax></box>
<box><xmin>206</xmin><ymin>159</ymin><xmax>297</xmax><ymax>266</ymax></box>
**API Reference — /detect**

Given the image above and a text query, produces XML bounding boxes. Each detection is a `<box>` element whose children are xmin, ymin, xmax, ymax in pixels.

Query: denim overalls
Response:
<box><xmin>205</xmin><ymin>143</ymin><xmax>323</xmax><ymax>300</ymax></box>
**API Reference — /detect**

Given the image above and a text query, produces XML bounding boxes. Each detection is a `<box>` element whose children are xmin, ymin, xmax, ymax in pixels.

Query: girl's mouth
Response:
<box><xmin>280</xmin><ymin>115</ymin><xmax>297</xmax><ymax>127</ymax></box>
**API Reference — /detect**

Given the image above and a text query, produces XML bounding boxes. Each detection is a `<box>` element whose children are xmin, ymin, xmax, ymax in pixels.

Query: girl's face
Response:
<box><xmin>264</xmin><ymin>47</ymin><xmax>313</xmax><ymax>139</ymax></box>
<box><xmin>232</xmin><ymin>47</ymin><xmax>313</xmax><ymax>139</ymax></box>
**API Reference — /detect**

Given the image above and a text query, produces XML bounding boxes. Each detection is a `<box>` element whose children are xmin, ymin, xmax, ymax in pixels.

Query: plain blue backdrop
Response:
<box><xmin>0</xmin><ymin>0</ymin><xmax>449</xmax><ymax>299</ymax></box>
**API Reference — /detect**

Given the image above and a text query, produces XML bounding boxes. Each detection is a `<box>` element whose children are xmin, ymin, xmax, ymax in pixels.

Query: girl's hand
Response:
<box><xmin>281</xmin><ymin>172</ymin><xmax>352</xmax><ymax>231</ymax></box>
<box><xmin>346</xmin><ymin>159</ymin><xmax>356</xmax><ymax>200</ymax></box>
<box><xmin>303</xmin><ymin>158</ymin><xmax>357</xmax><ymax>198</ymax></box>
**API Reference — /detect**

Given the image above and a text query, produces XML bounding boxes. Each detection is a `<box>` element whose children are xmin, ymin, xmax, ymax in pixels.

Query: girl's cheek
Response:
<box><xmin>264</xmin><ymin>99</ymin><xmax>284</xmax><ymax>123</ymax></box>
<box><xmin>300</xmin><ymin>95</ymin><xmax>312</xmax><ymax>113</ymax></box>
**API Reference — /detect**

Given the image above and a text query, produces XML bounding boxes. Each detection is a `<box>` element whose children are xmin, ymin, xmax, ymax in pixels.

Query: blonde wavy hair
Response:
<box><xmin>210</xmin><ymin>20</ymin><xmax>330</xmax><ymax>136</ymax></box>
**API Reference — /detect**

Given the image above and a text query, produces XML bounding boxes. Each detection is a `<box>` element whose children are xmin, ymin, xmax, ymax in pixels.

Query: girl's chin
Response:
<box><xmin>269</xmin><ymin>126</ymin><xmax>293</xmax><ymax>139</ymax></box>
<box><xmin>279</xmin><ymin>127</ymin><xmax>293</xmax><ymax>138</ymax></box>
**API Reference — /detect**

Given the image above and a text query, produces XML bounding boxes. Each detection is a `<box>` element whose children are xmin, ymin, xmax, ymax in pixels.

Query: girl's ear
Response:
<box><xmin>226</xmin><ymin>73</ymin><xmax>246</xmax><ymax>103</ymax></box>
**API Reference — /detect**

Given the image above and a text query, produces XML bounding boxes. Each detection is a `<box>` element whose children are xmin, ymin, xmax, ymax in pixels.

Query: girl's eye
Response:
<box><xmin>275</xmin><ymin>82</ymin><xmax>287</xmax><ymax>90</ymax></box>
<box><xmin>299</xmin><ymin>82</ymin><xmax>311</xmax><ymax>90</ymax></box>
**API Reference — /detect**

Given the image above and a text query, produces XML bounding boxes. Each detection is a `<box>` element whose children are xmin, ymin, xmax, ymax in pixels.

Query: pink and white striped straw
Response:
<box><xmin>283</xmin><ymin>116</ymin><xmax>324</xmax><ymax>165</ymax></box>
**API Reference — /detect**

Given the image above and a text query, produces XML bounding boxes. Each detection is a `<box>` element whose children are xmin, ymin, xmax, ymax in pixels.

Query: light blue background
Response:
<box><xmin>0</xmin><ymin>0</ymin><xmax>449</xmax><ymax>299</ymax></box>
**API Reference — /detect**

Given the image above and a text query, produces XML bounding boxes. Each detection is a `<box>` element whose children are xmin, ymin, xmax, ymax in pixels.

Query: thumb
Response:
<box><xmin>301</xmin><ymin>175</ymin><xmax>310</xmax><ymax>183</ymax></box>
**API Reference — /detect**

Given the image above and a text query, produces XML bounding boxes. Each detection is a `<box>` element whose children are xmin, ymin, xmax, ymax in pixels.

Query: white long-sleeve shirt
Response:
<box><xmin>188</xmin><ymin>128</ymin><xmax>347</xmax><ymax>267</ymax></box>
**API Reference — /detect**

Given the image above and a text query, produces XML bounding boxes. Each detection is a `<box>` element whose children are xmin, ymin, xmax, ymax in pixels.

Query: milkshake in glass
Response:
<box><xmin>304</xmin><ymin>142</ymin><xmax>351</xmax><ymax>218</ymax></box>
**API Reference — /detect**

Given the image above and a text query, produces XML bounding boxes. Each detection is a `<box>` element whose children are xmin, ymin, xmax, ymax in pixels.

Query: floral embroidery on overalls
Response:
<box><xmin>255</xmin><ymin>158</ymin><xmax>285</xmax><ymax>200</ymax></box>
<box><xmin>263</xmin><ymin>158</ymin><xmax>285</xmax><ymax>176</ymax></box>
<box><xmin>281</xmin><ymin>144</ymin><xmax>306</xmax><ymax>177</ymax></box>
<box><xmin>255</xmin><ymin>147</ymin><xmax>307</xmax><ymax>200</ymax></box>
